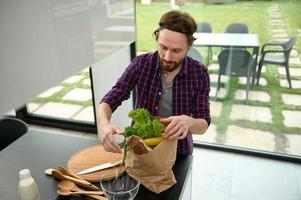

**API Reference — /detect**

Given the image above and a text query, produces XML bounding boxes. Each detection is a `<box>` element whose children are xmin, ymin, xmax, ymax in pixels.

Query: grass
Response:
<box><xmin>136</xmin><ymin>1</ymin><xmax>301</xmax><ymax>143</ymax></box>
<box><xmin>136</xmin><ymin>1</ymin><xmax>271</xmax><ymax>52</ymax></box>
<box><xmin>279</xmin><ymin>0</ymin><xmax>301</xmax><ymax>51</ymax></box>
<box><xmin>136</xmin><ymin>1</ymin><xmax>301</xmax><ymax>58</ymax></box>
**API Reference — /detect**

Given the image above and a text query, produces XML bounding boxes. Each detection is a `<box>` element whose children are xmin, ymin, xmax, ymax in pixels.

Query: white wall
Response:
<box><xmin>0</xmin><ymin>0</ymin><xmax>134</xmax><ymax>115</ymax></box>
<box><xmin>92</xmin><ymin>45</ymin><xmax>133</xmax><ymax>139</ymax></box>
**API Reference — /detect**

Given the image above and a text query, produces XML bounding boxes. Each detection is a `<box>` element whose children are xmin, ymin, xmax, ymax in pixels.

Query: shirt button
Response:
<box><xmin>155</xmin><ymin>107</ymin><xmax>158</xmax><ymax>110</ymax></box>
<box><xmin>158</xmin><ymin>92</ymin><xmax>162</xmax><ymax>95</ymax></box>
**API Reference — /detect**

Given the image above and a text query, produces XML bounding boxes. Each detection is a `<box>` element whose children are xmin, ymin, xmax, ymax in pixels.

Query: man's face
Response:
<box><xmin>157</xmin><ymin>29</ymin><xmax>189</xmax><ymax>72</ymax></box>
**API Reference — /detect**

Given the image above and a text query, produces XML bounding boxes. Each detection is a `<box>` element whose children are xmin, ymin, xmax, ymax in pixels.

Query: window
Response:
<box><xmin>18</xmin><ymin>67</ymin><xmax>97</xmax><ymax>133</ymax></box>
<box><xmin>136</xmin><ymin>1</ymin><xmax>301</xmax><ymax>159</ymax></box>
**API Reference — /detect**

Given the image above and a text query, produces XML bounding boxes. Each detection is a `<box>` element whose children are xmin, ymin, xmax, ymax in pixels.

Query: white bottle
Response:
<box><xmin>18</xmin><ymin>169</ymin><xmax>40</xmax><ymax>200</ymax></box>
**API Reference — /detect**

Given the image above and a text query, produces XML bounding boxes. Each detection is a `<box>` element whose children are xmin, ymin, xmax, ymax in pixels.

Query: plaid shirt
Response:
<box><xmin>101</xmin><ymin>51</ymin><xmax>211</xmax><ymax>155</ymax></box>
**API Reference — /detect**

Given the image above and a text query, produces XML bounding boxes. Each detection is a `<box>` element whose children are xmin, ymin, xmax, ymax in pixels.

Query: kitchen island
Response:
<box><xmin>0</xmin><ymin>130</ymin><xmax>193</xmax><ymax>200</ymax></box>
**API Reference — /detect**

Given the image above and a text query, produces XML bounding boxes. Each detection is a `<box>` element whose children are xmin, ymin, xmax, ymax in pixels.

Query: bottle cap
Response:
<box><xmin>19</xmin><ymin>169</ymin><xmax>31</xmax><ymax>180</ymax></box>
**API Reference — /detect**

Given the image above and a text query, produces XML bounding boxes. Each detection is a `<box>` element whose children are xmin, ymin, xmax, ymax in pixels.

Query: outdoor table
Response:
<box><xmin>0</xmin><ymin>130</ymin><xmax>193</xmax><ymax>200</ymax></box>
<box><xmin>193</xmin><ymin>32</ymin><xmax>260</xmax><ymax>85</ymax></box>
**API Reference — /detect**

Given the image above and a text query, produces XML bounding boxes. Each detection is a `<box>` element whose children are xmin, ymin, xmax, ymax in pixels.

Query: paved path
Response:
<box><xmin>197</xmin><ymin>2</ymin><xmax>301</xmax><ymax>156</ymax></box>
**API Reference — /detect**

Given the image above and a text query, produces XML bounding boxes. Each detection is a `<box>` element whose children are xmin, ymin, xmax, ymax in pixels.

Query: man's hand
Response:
<box><xmin>160</xmin><ymin>115</ymin><xmax>192</xmax><ymax>140</ymax></box>
<box><xmin>101</xmin><ymin>124</ymin><xmax>123</xmax><ymax>153</ymax></box>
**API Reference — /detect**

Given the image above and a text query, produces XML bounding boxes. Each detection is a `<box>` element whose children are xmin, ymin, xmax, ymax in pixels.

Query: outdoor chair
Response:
<box><xmin>197</xmin><ymin>22</ymin><xmax>212</xmax><ymax>33</ymax></box>
<box><xmin>224</xmin><ymin>23</ymin><xmax>249</xmax><ymax>34</ymax></box>
<box><xmin>0</xmin><ymin>117</ymin><xmax>28</xmax><ymax>151</ymax></box>
<box><xmin>187</xmin><ymin>47</ymin><xmax>203</xmax><ymax>63</ymax></box>
<box><xmin>256</xmin><ymin>36</ymin><xmax>297</xmax><ymax>88</ymax></box>
<box><xmin>197</xmin><ymin>22</ymin><xmax>213</xmax><ymax>66</ymax></box>
<box><xmin>217</xmin><ymin>49</ymin><xmax>256</xmax><ymax>103</ymax></box>
<box><xmin>223</xmin><ymin>23</ymin><xmax>249</xmax><ymax>51</ymax></box>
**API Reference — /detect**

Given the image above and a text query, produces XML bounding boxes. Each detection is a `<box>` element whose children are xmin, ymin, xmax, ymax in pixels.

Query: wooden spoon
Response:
<box><xmin>58</xmin><ymin>165</ymin><xmax>83</xmax><ymax>180</ymax></box>
<box><xmin>44</xmin><ymin>168</ymin><xmax>55</xmax><ymax>176</ymax></box>
<box><xmin>58</xmin><ymin>166</ymin><xmax>100</xmax><ymax>188</ymax></box>
<box><xmin>45</xmin><ymin>167</ymin><xmax>94</xmax><ymax>186</ymax></box>
<box><xmin>47</xmin><ymin>168</ymin><xmax>99</xmax><ymax>191</ymax></box>
<box><xmin>58</xmin><ymin>180</ymin><xmax>107</xmax><ymax>200</ymax></box>
<box><xmin>57</xmin><ymin>188</ymin><xmax>104</xmax><ymax>196</ymax></box>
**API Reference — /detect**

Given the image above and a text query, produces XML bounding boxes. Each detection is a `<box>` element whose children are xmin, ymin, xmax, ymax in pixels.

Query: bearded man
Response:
<box><xmin>98</xmin><ymin>10</ymin><xmax>211</xmax><ymax>155</ymax></box>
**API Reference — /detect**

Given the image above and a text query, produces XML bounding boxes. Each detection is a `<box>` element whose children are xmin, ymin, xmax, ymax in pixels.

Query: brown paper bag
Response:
<box><xmin>125</xmin><ymin>137</ymin><xmax>177</xmax><ymax>193</ymax></box>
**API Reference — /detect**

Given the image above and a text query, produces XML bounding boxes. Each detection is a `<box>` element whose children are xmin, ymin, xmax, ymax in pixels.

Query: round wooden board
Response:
<box><xmin>67</xmin><ymin>145</ymin><xmax>125</xmax><ymax>182</ymax></box>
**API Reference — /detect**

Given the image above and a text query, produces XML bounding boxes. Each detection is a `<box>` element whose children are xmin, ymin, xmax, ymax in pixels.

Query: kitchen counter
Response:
<box><xmin>0</xmin><ymin>130</ymin><xmax>193</xmax><ymax>200</ymax></box>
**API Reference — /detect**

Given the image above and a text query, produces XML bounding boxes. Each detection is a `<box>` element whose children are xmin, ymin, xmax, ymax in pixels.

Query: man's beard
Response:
<box><xmin>160</xmin><ymin>58</ymin><xmax>182</xmax><ymax>72</ymax></box>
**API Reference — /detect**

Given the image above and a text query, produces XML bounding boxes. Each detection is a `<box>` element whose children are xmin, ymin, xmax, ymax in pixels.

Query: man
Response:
<box><xmin>98</xmin><ymin>10</ymin><xmax>210</xmax><ymax>155</ymax></box>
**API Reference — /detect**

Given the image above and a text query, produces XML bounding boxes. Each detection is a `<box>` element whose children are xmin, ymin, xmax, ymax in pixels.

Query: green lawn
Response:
<box><xmin>279</xmin><ymin>0</ymin><xmax>301</xmax><ymax>51</ymax></box>
<box><xmin>136</xmin><ymin>1</ymin><xmax>300</xmax><ymax>53</ymax></box>
<box><xmin>136</xmin><ymin>1</ymin><xmax>301</xmax><ymax>140</ymax></box>
<box><xmin>136</xmin><ymin>1</ymin><xmax>271</xmax><ymax>52</ymax></box>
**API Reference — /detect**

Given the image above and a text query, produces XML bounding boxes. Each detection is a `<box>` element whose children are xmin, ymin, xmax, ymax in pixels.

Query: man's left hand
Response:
<box><xmin>160</xmin><ymin>115</ymin><xmax>192</xmax><ymax>140</ymax></box>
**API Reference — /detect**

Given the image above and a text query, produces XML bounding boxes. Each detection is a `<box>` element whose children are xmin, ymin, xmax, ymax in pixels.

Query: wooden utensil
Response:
<box><xmin>58</xmin><ymin>166</ymin><xmax>100</xmax><ymax>191</ymax></box>
<box><xmin>58</xmin><ymin>165</ymin><xmax>83</xmax><ymax>180</ymax></box>
<box><xmin>45</xmin><ymin>168</ymin><xmax>98</xmax><ymax>190</ymax></box>
<box><xmin>44</xmin><ymin>168</ymin><xmax>55</xmax><ymax>176</ymax></box>
<box><xmin>58</xmin><ymin>180</ymin><xmax>107</xmax><ymax>200</ymax></box>
<box><xmin>51</xmin><ymin>169</ymin><xmax>99</xmax><ymax>191</ymax></box>
<box><xmin>68</xmin><ymin>145</ymin><xmax>125</xmax><ymax>182</ymax></box>
<box><xmin>57</xmin><ymin>189</ymin><xmax>104</xmax><ymax>196</ymax></box>
<box><xmin>45</xmin><ymin>167</ymin><xmax>97</xmax><ymax>187</ymax></box>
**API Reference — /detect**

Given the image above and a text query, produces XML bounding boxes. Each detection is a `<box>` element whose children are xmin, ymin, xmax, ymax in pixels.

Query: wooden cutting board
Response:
<box><xmin>68</xmin><ymin>145</ymin><xmax>125</xmax><ymax>182</ymax></box>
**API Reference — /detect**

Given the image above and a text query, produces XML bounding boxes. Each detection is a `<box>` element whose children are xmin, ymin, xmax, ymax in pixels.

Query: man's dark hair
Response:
<box><xmin>153</xmin><ymin>10</ymin><xmax>197</xmax><ymax>47</ymax></box>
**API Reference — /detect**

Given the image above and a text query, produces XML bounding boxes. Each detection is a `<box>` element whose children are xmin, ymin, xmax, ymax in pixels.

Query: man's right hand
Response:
<box><xmin>100</xmin><ymin>124</ymin><xmax>123</xmax><ymax>153</ymax></box>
